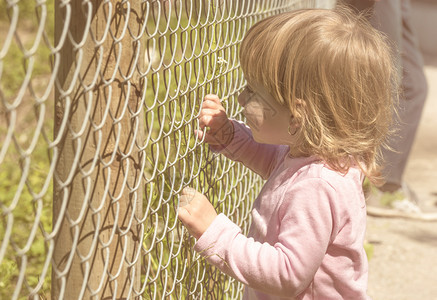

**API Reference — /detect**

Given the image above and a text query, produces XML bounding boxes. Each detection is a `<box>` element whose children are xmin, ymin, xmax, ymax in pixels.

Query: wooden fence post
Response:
<box><xmin>53</xmin><ymin>1</ymin><xmax>144</xmax><ymax>298</ymax></box>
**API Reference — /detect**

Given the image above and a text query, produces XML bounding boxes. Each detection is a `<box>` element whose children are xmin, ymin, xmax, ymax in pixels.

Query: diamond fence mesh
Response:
<box><xmin>0</xmin><ymin>0</ymin><xmax>334</xmax><ymax>299</ymax></box>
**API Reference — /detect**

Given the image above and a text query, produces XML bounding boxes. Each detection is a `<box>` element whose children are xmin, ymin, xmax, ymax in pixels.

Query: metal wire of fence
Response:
<box><xmin>0</xmin><ymin>0</ymin><xmax>335</xmax><ymax>299</ymax></box>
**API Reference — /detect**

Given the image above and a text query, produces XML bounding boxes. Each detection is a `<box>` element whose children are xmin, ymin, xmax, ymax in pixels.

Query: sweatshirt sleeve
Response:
<box><xmin>193</xmin><ymin>178</ymin><xmax>337</xmax><ymax>298</ymax></box>
<box><xmin>209</xmin><ymin>119</ymin><xmax>288</xmax><ymax>180</ymax></box>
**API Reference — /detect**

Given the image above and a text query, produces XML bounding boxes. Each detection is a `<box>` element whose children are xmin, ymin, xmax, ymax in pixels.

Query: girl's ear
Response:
<box><xmin>287</xmin><ymin>114</ymin><xmax>300</xmax><ymax>137</ymax></box>
<box><xmin>290</xmin><ymin>98</ymin><xmax>306</xmax><ymax>125</ymax></box>
<box><xmin>289</xmin><ymin>115</ymin><xmax>301</xmax><ymax>131</ymax></box>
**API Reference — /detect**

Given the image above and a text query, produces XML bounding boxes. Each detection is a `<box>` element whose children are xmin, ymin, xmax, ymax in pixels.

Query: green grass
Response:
<box><xmin>0</xmin><ymin>1</ymin><xmax>55</xmax><ymax>298</ymax></box>
<box><xmin>0</xmin><ymin>133</ymin><xmax>53</xmax><ymax>299</ymax></box>
<box><xmin>364</xmin><ymin>242</ymin><xmax>374</xmax><ymax>261</ymax></box>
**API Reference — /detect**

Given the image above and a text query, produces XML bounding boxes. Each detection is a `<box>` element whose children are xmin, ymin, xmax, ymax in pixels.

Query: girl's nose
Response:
<box><xmin>237</xmin><ymin>91</ymin><xmax>246</xmax><ymax>107</ymax></box>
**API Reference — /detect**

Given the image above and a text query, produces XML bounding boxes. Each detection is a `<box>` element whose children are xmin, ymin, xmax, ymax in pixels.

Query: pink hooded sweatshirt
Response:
<box><xmin>194</xmin><ymin>119</ymin><xmax>370</xmax><ymax>299</ymax></box>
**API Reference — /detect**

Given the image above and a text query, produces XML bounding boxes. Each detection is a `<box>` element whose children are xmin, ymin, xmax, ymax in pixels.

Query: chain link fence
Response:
<box><xmin>0</xmin><ymin>0</ymin><xmax>334</xmax><ymax>299</ymax></box>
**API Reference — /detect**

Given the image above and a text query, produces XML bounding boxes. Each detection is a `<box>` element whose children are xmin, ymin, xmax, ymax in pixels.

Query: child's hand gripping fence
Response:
<box><xmin>0</xmin><ymin>0</ymin><xmax>334</xmax><ymax>298</ymax></box>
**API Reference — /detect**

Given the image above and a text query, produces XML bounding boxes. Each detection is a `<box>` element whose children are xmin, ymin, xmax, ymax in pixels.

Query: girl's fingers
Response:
<box><xmin>195</xmin><ymin>128</ymin><xmax>219</xmax><ymax>145</ymax></box>
<box><xmin>177</xmin><ymin>207</ymin><xmax>191</xmax><ymax>224</ymax></box>
<box><xmin>179</xmin><ymin>188</ymin><xmax>196</xmax><ymax>208</ymax></box>
<box><xmin>197</xmin><ymin>115</ymin><xmax>231</xmax><ymax>145</ymax></box>
<box><xmin>198</xmin><ymin>111</ymin><xmax>227</xmax><ymax>129</ymax></box>
<box><xmin>194</xmin><ymin>129</ymin><xmax>204</xmax><ymax>140</ymax></box>
<box><xmin>198</xmin><ymin>114</ymin><xmax>213</xmax><ymax>129</ymax></box>
<box><xmin>204</xmin><ymin>94</ymin><xmax>221</xmax><ymax>105</ymax></box>
<box><xmin>195</xmin><ymin>129</ymin><xmax>217</xmax><ymax>145</ymax></box>
<box><xmin>182</xmin><ymin>186</ymin><xmax>197</xmax><ymax>195</ymax></box>
<box><xmin>197</xmin><ymin>108</ymin><xmax>217</xmax><ymax>128</ymax></box>
<box><xmin>197</xmin><ymin>128</ymin><xmax>226</xmax><ymax>145</ymax></box>
<box><xmin>198</xmin><ymin>108</ymin><xmax>220</xmax><ymax>120</ymax></box>
<box><xmin>179</xmin><ymin>194</ymin><xmax>191</xmax><ymax>207</ymax></box>
<box><xmin>202</xmin><ymin>99</ymin><xmax>224</xmax><ymax>111</ymax></box>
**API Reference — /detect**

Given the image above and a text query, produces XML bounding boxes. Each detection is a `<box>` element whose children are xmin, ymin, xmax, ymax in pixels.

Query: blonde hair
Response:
<box><xmin>239</xmin><ymin>7</ymin><xmax>398</xmax><ymax>185</ymax></box>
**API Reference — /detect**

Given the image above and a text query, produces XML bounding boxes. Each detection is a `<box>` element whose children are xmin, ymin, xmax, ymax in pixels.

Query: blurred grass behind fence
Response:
<box><xmin>0</xmin><ymin>1</ymin><xmax>55</xmax><ymax>298</ymax></box>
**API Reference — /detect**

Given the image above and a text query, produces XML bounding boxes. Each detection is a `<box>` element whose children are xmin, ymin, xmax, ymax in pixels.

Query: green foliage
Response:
<box><xmin>364</xmin><ymin>242</ymin><xmax>374</xmax><ymax>261</ymax></box>
<box><xmin>0</xmin><ymin>0</ymin><xmax>54</xmax><ymax>99</ymax></box>
<box><xmin>363</xmin><ymin>177</ymin><xmax>405</xmax><ymax>207</ymax></box>
<box><xmin>0</xmin><ymin>1</ymin><xmax>36</xmax><ymax>21</ymax></box>
<box><xmin>0</xmin><ymin>259</ymin><xmax>17</xmax><ymax>289</ymax></box>
<box><xmin>0</xmin><ymin>40</ymin><xmax>25</xmax><ymax>99</ymax></box>
<box><xmin>0</xmin><ymin>135</ymin><xmax>53</xmax><ymax>299</ymax></box>
<box><xmin>0</xmin><ymin>2</ymin><xmax>55</xmax><ymax>297</ymax></box>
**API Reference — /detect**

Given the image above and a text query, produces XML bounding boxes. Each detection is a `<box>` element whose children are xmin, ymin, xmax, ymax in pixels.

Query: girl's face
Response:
<box><xmin>238</xmin><ymin>82</ymin><xmax>295</xmax><ymax>146</ymax></box>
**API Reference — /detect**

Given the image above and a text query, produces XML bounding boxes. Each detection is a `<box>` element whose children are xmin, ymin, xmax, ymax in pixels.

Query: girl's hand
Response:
<box><xmin>195</xmin><ymin>94</ymin><xmax>234</xmax><ymax>146</ymax></box>
<box><xmin>177</xmin><ymin>187</ymin><xmax>218</xmax><ymax>239</ymax></box>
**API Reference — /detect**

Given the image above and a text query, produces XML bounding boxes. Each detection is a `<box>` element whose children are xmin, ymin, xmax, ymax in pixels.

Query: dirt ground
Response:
<box><xmin>366</xmin><ymin>55</ymin><xmax>437</xmax><ymax>300</ymax></box>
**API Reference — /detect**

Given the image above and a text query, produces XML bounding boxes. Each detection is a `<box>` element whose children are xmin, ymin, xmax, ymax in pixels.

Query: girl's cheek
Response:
<box><xmin>245</xmin><ymin>103</ymin><xmax>265</xmax><ymax>127</ymax></box>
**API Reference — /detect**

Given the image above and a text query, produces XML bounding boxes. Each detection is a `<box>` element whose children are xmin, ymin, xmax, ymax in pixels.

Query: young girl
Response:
<box><xmin>178</xmin><ymin>7</ymin><xmax>396</xmax><ymax>299</ymax></box>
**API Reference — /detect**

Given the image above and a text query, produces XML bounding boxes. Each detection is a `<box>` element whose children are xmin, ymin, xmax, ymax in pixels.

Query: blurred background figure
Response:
<box><xmin>341</xmin><ymin>0</ymin><xmax>430</xmax><ymax>217</ymax></box>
